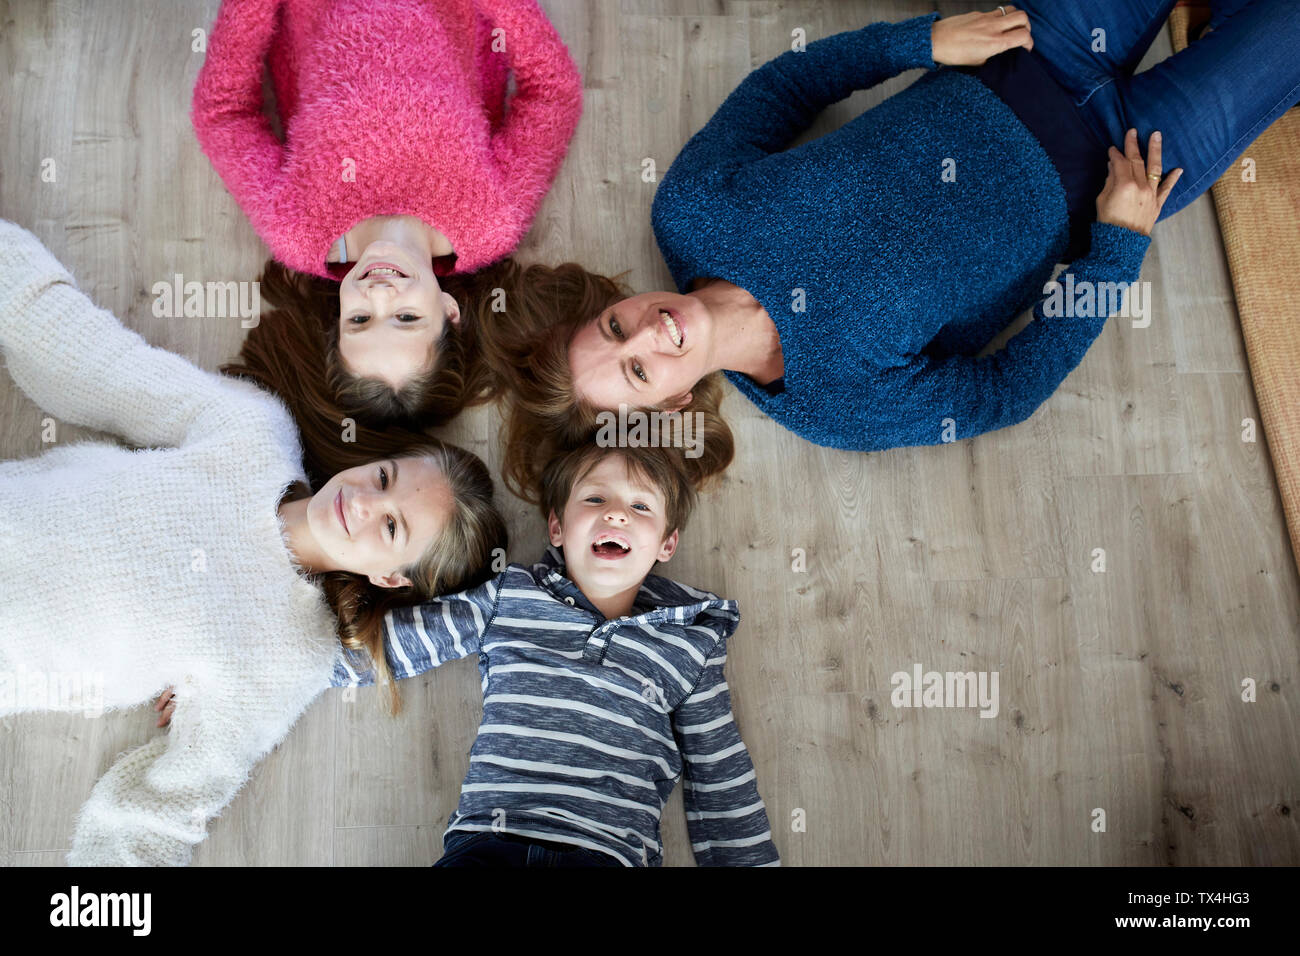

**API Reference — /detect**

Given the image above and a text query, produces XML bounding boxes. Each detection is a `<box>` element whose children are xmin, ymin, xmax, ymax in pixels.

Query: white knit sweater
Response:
<box><xmin>0</xmin><ymin>222</ymin><xmax>342</xmax><ymax>866</ymax></box>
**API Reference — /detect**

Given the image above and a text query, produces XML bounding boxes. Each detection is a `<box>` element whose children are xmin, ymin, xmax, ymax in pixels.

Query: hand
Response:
<box><xmin>154</xmin><ymin>685</ymin><xmax>176</xmax><ymax>728</ymax></box>
<box><xmin>1096</xmin><ymin>129</ymin><xmax>1184</xmax><ymax>236</ymax></box>
<box><xmin>931</xmin><ymin>6</ymin><xmax>1033</xmax><ymax>67</ymax></box>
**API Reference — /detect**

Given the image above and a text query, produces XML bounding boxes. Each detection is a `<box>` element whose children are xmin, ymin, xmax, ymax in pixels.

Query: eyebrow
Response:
<box><xmin>391</xmin><ymin>459</ymin><xmax>410</xmax><ymax>546</ymax></box>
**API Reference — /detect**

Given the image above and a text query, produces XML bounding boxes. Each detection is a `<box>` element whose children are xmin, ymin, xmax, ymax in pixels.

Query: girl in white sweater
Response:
<box><xmin>0</xmin><ymin>221</ymin><xmax>506</xmax><ymax>865</ymax></box>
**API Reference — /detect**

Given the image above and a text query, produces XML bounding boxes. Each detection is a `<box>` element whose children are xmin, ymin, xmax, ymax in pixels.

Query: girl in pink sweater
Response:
<box><xmin>192</xmin><ymin>0</ymin><xmax>583</xmax><ymax>425</ymax></box>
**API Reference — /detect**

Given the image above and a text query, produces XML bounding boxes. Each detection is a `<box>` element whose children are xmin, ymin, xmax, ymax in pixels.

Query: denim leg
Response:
<box><xmin>1013</xmin><ymin>0</ymin><xmax>1181</xmax><ymax>102</ymax></box>
<box><xmin>1209</xmin><ymin>0</ymin><xmax>1257</xmax><ymax>27</ymax></box>
<box><xmin>1084</xmin><ymin>0</ymin><xmax>1300</xmax><ymax>218</ymax></box>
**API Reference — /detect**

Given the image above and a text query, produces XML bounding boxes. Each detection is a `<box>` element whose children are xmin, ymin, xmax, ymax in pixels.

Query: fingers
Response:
<box><xmin>154</xmin><ymin>685</ymin><xmax>176</xmax><ymax>727</ymax></box>
<box><xmin>1124</xmin><ymin>127</ymin><xmax>1144</xmax><ymax>168</ymax></box>
<box><xmin>1125</xmin><ymin>128</ymin><xmax>1151</xmax><ymax>186</ymax></box>
<box><xmin>994</xmin><ymin>8</ymin><xmax>1029</xmax><ymax>31</ymax></box>
<box><xmin>991</xmin><ymin>7</ymin><xmax>1031</xmax><ymax>50</ymax></box>
<box><xmin>1156</xmin><ymin>167</ymin><xmax>1184</xmax><ymax>207</ymax></box>
<box><xmin>1107</xmin><ymin>145</ymin><xmax>1131</xmax><ymax>185</ymax></box>
<box><xmin>1005</xmin><ymin>26</ymin><xmax>1033</xmax><ymax>51</ymax></box>
<box><xmin>1147</xmin><ymin>130</ymin><xmax>1163</xmax><ymax>181</ymax></box>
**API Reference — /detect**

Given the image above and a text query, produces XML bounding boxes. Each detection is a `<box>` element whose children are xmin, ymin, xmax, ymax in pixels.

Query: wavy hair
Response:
<box><xmin>239</xmin><ymin>258</ymin><xmax>515</xmax><ymax>430</ymax></box>
<box><xmin>277</xmin><ymin>440</ymin><xmax>506</xmax><ymax>717</ymax></box>
<box><xmin>474</xmin><ymin>261</ymin><xmax>735</xmax><ymax>504</ymax></box>
<box><xmin>223</xmin><ymin>269</ymin><xmax>508</xmax><ymax>714</ymax></box>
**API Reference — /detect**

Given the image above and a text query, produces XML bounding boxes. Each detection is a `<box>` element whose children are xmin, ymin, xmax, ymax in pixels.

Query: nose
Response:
<box><xmin>350</xmin><ymin>488</ymin><xmax>376</xmax><ymax>524</ymax></box>
<box><xmin>603</xmin><ymin>506</ymin><xmax>628</xmax><ymax>525</ymax></box>
<box><xmin>629</xmin><ymin>311</ymin><xmax>661</xmax><ymax>349</ymax></box>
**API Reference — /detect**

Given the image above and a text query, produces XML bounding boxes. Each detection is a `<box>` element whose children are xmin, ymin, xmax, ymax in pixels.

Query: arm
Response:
<box><xmin>671</xmin><ymin>638</ymin><xmax>780</xmax><ymax>867</ymax></box>
<box><xmin>0</xmin><ymin>221</ymin><xmax>259</xmax><ymax>449</ymax></box>
<box><xmin>330</xmin><ymin>574</ymin><xmax>502</xmax><ymax>687</ymax></box>
<box><xmin>66</xmin><ymin>719</ymin><xmax>265</xmax><ymax>866</ymax></box>
<box><xmin>864</xmin><ymin>221</ymin><xmax>1151</xmax><ymax>449</ymax></box>
<box><xmin>190</xmin><ymin>0</ymin><xmax>287</xmax><ymax>240</ymax></box>
<box><xmin>664</xmin><ymin>13</ymin><xmax>937</xmax><ymax>180</ymax></box>
<box><xmin>477</xmin><ymin>0</ymin><xmax>584</xmax><ymax>219</ymax></box>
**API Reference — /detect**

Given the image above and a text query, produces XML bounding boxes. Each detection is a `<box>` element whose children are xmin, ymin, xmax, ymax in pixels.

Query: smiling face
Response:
<box><xmin>337</xmin><ymin>240</ymin><xmax>460</xmax><ymax>390</ymax></box>
<box><xmin>547</xmin><ymin>453</ymin><xmax>679</xmax><ymax>600</ymax></box>
<box><xmin>307</xmin><ymin>456</ymin><xmax>453</xmax><ymax>587</ymax></box>
<box><xmin>568</xmin><ymin>292</ymin><xmax>713</xmax><ymax>412</ymax></box>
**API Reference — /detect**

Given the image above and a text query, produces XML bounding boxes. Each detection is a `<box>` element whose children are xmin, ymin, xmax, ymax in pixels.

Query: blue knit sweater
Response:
<box><xmin>650</xmin><ymin>13</ymin><xmax>1152</xmax><ymax>453</ymax></box>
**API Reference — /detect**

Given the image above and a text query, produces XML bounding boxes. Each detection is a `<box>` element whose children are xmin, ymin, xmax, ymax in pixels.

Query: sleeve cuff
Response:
<box><xmin>892</xmin><ymin>11</ymin><xmax>941</xmax><ymax>72</ymax></box>
<box><xmin>1088</xmin><ymin>220</ymin><xmax>1152</xmax><ymax>275</ymax></box>
<box><xmin>0</xmin><ymin>221</ymin><xmax>75</xmax><ymax>285</ymax></box>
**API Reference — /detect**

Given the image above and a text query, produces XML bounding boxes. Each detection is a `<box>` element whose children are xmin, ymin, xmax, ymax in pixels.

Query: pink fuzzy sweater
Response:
<box><xmin>192</xmin><ymin>0</ymin><xmax>583</xmax><ymax>278</ymax></box>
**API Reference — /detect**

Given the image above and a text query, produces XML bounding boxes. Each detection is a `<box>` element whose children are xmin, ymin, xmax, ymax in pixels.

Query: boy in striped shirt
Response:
<box><xmin>335</xmin><ymin>442</ymin><xmax>779</xmax><ymax>867</ymax></box>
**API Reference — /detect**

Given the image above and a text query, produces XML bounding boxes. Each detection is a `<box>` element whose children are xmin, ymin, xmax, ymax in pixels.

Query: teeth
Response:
<box><xmin>366</xmin><ymin>267</ymin><xmax>403</xmax><ymax>278</ymax></box>
<box><xmin>594</xmin><ymin>534</ymin><xmax>630</xmax><ymax>551</ymax></box>
<box><xmin>660</xmin><ymin>310</ymin><xmax>682</xmax><ymax>347</ymax></box>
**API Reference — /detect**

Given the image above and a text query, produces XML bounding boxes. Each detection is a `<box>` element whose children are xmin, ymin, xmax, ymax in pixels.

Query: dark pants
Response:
<box><xmin>432</xmin><ymin>829</ymin><xmax>620</xmax><ymax>867</ymax></box>
<box><xmin>1016</xmin><ymin>0</ymin><xmax>1300</xmax><ymax>220</ymax></box>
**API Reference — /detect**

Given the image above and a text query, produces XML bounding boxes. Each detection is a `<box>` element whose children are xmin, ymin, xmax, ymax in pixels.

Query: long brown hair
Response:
<box><xmin>239</xmin><ymin>258</ymin><xmax>515</xmax><ymax>431</ymax></box>
<box><xmin>474</xmin><ymin>262</ymin><xmax>735</xmax><ymax>504</ymax></box>
<box><xmin>223</xmin><ymin>268</ymin><xmax>509</xmax><ymax>714</ymax></box>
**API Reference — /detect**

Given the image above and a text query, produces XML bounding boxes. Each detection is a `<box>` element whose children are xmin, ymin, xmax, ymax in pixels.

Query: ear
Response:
<box><xmin>657</xmin><ymin>528</ymin><xmax>679</xmax><ymax>563</ymax></box>
<box><xmin>442</xmin><ymin>290</ymin><xmax>461</xmax><ymax>327</ymax></box>
<box><xmin>546</xmin><ymin>509</ymin><xmax>564</xmax><ymax>547</ymax></box>
<box><xmin>665</xmin><ymin>392</ymin><xmax>693</xmax><ymax>414</ymax></box>
<box><xmin>369</xmin><ymin>571</ymin><xmax>413</xmax><ymax>589</ymax></box>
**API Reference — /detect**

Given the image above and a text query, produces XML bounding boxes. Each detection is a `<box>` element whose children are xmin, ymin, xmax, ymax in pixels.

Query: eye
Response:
<box><xmin>387</xmin><ymin>516</ymin><xmax>396</xmax><ymax>539</ymax></box>
<box><xmin>633</xmin><ymin>503</ymin><xmax>651</xmax><ymax>512</ymax></box>
<box><xmin>349</xmin><ymin>314</ymin><xmax>371</xmax><ymax>325</ymax></box>
<box><xmin>584</xmin><ymin>495</ymin><xmax>605</xmax><ymax>504</ymax></box>
<box><xmin>397</xmin><ymin>313</ymin><xmax>419</xmax><ymax>323</ymax></box>
<box><xmin>610</xmin><ymin>315</ymin><xmax>623</xmax><ymax>338</ymax></box>
<box><xmin>378</xmin><ymin>466</ymin><xmax>388</xmax><ymax>490</ymax></box>
<box><xmin>632</xmin><ymin>361</ymin><xmax>647</xmax><ymax>383</ymax></box>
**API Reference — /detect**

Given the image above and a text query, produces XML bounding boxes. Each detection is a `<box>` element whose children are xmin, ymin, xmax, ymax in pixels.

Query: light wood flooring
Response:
<box><xmin>1</xmin><ymin>0</ymin><xmax>1296</xmax><ymax>866</ymax></box>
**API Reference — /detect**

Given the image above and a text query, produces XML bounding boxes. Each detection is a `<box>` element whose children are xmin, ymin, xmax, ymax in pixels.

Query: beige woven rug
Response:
<box><xmin>1171</xmin><ymin>2</ymin><xmax>1300</xmax><ymax>576</ymax></box>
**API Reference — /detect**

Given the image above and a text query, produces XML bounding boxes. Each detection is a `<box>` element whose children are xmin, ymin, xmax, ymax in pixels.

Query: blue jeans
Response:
<box><xmin>1016</xmin><ymin>0</ymin><xmax>1300</xmax><ymax>218</ymax></box>
<box><xmin>432</xmin><ymin>829</ymin><xmax>619</xmax><ymax>867</ymax></box>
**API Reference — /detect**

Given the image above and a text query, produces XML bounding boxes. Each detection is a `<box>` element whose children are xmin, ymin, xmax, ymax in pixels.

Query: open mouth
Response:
<box><xmin>659</xmin><ymin>308</ymin><xmax>684</xmax><ymax>348</ymax></box>
<box><xmin>591</xmin><ymin>531</ymin><xmax>632</xmax><ymax>559</ymax></box>
<box><xmin>360</xmin><ymin>262</ymin><xmax>408</xmax><ymax>280</ymax></box>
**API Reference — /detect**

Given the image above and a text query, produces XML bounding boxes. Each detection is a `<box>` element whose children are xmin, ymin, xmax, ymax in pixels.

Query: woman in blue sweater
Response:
<box><xmin>493</xmin><ymin>2</ymin><xmax>1298</xmax><ymax>467</ymax></box>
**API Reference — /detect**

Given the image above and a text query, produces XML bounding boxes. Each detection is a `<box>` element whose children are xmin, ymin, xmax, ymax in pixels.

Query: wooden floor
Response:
<box><xmin>2</xmin><ymin>0</ymin><xmax>1297</xmax><ymax>866</ymax></box>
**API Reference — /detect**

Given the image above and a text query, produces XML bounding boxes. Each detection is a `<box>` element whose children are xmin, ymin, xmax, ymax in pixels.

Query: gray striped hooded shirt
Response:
<box><xmin>331</xmin><ymin>545</ymin><xmax>779</xmax><ymax>867</ymax></box>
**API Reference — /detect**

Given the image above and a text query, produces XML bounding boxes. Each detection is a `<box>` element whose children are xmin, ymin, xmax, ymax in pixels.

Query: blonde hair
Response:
<box><xmin>282</xmin><ymin>441</ymin><xmax>506</xmax><ymax>717</ymax></box>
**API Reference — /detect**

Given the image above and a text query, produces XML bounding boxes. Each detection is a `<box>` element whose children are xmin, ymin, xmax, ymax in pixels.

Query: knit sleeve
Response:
<box><xmin>661</xmin><ymin>14</ymin><xmax>937</xmax><ymax>180</ymax></box>
<box><xmin>671</xmin><ymin>638</ymin><xmax>780</xmax><ymax>867</ymax></box>
<box><xmin>862</xmin><ymin>221</ymin><xmax>1153</xmax><ymax>449</ymax></box>
<box><xmin>0</xmin><ymin>221</ymin><xmax>262</xmax><ymax>450</ymax></box>
<box><xmin>191</xmin><ymin>0</ymin><xmax>287</xmax><ymax>244</ymax></box>
<box><xmin>330</xmin><ymin>575</ymin><xmax>502</xmax><ymax>687</ymax></box>
<box><xmin>65</xmin><ymin>707</ymin><xmax>284</xmax><ymax>866</ymax></box>
<box><xmin>477</xmin><ymin>0</ymin><xmax>584</xmax><ymax>226</ymax></box>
